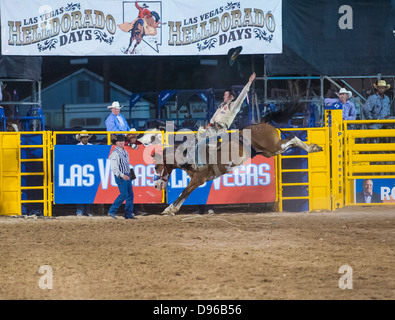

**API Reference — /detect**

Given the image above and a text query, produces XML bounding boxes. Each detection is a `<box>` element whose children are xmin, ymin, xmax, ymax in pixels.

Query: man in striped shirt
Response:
<box><xmin>108</xmin><ymin>135</ymin><xmax>135</xmax><ymax>219</ymax></box>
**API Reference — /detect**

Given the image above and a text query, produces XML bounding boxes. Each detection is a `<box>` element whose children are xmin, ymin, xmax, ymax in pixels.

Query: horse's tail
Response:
<box><xmin>262</xmin><ymin>99</ymin><xmax>305</xmax><ymax>124</ymax></box>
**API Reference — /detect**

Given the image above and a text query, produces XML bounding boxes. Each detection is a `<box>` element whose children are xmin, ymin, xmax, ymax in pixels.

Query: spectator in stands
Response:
<box><xmin>355</xmin><ymin>179</ymin><xmax>382</xmax><ymax>204</ymax></box>
<box><xmin>76</xmin><ymin>130</ymin><xmax>93</xmax><ymax>146</ymax></box>
<box><xmin>108</xmin><ymin>134</ymin><xmax>136</xmax><ymax>219</ymax></box>
<box><xmin>75</xmin><ymin>131</ymin><xmax>93</xmax><ymax>217</ymax></box>
<box><xmin>325</xmin><ymin>88</ymin><xmax>356</xmax><ymax>120</ymax></box>
<box><xmin>362</xmin><ymin>80</ymin><xmax>391</xmax><ymax>129</ymax></box>
<box><xmin>126</xmin><ymin>128</ymin><xmax>143</xmax><ymax>149</ymax></box>
<box><xmin>105</xmin><ymin>101</ymin><xmax>131</xmax><ymax>132</ymax></box>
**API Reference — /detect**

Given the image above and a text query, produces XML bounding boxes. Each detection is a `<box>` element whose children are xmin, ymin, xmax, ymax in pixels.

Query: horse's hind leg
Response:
<box><xmin>264</xmin><ymin>136</ymin><xmax>322</xmax><ymax>157</ymax></box>
<box><xmin>277</xmin><ymin>136</ymin><xmax>322</xmax><ymax>154</ymax></box>
<box><xmin>162</xmin><ymin>200</ymin><xmax>185</xmax><ymax>216</ymax></box>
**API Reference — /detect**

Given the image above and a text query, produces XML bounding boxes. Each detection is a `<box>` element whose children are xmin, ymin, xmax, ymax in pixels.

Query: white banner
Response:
<box><xmin>1</xmin><ymin>0</ymin><xmax>282</xmax><ymax>56</ymax></box>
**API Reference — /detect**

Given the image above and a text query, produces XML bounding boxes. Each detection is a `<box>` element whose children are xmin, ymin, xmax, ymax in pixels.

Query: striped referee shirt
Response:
<box><xmin>109</xmin><ymin>146</ymin><xmax>130</xmax><ymax>178</ymax></box>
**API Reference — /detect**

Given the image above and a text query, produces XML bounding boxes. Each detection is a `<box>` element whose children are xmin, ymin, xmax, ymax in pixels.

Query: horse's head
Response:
<box><xmin>152</xmin><ymin>150</ymin><xmax>172</xmax><ymax>191</ymax></box>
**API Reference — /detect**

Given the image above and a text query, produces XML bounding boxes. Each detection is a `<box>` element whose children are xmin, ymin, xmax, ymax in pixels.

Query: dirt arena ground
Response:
<box><xmin>1</xmin><ymin>205</ymin><xmax>394</xmax><ymax>300</ymax></box>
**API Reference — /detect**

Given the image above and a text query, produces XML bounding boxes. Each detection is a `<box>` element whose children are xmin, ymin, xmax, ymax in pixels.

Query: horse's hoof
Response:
<box><xmin>161</xmin><ymin>210</ymin><xmax>175</xmax><ymax>216</ymax></box>
<box><xmin>309</xmin><ymin>144</ymin><xmax>323</xmax><ymax>153</ymax></box>
<box><xmin>314</xmin><ymin>145</ymin><xmax>323</xmax><ymax>152</ymax></box>
<box><xmin>161</xmin><ymin>207</ymin><xmax>175</xmax><ymax>215</ymax></box>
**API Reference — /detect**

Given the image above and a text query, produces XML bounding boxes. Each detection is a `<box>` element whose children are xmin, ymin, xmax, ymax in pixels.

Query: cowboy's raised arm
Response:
<box><xmin>231</xmin><ymin>72</ymin><xmax>256</xmax><ymax>109</ymax></box>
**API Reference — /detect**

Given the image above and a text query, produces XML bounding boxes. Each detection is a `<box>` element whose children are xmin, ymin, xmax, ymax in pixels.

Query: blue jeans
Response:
<box><xmin>109</xmin><ymin>175</ymin><xmax>134</xmax><ymax>217</ymax></box>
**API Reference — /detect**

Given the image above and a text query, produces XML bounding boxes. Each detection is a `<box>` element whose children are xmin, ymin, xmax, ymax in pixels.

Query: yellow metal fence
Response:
<box><xmin>0</xmin><ymin>131</ymin><xmax>52</xmax><ymax>216</ymax></box>
<box><xmin>2</xmin><ymin>120</ymin><xmax>395</xmax><ymax>216</ymax></box>
<box><xmin>277</xmin><ymin>127</ymin><xmax>331</xmax><ymax>212</ymax></box>
<box><xmin>344</xmin><ymin>120</ymin><xmax>395</xmax><ymax>206</ymax></box>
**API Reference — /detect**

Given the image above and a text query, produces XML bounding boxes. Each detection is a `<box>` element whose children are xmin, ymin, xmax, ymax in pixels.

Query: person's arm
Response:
<box><xmin>109</xmin><ymin>151</ymin><xmax>124</xmax><ymax>178</ymax></box>
<box><xmin>362</xmin><ymin>96</ymin><xmax>374</xmax><ymax>120</ymax></box>
<box><xmin>230</xmin><ymin>72</ymin><xmax>256</xmax><ymax>112</ymax></box>
<box><xmin>324</xmin><ymin>98</ymin><xmax>338</xmax><ymax>106</ymax></box>
<box><xmin>344</xmin><ymin>101</ymin><xmax>357</xmax><ymax>120</ymax></box>
<box><xmin>349</xmin><ymin>102</ymin><xmax>357</xmax><ymax>120</ymax></box>
<box><xmin>381</xmin><ymin>97</ymin><xmax>391</xmax><ymax>119</ymax></box>
<box><xmin>106</xmin><ymin>114</ymin><xmax>119</xmax><ymax>131</ymax></box>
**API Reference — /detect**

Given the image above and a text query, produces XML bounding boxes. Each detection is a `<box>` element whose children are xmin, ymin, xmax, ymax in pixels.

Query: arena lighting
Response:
<box><xmin>70</xmin><ymin>58</ymin><xmax>89</xmax><ymax>65</ymax></box>
<box><xmin>200</xmin><ymin>59</ymin><xmax>218</xmax><ymax>66</ymax></box>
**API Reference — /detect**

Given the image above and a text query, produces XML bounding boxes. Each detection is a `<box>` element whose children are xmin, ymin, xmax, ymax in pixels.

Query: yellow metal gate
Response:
<box><xmin>277</xmin><ymin>126</ymin><xmax>331</xmax><ymax>212</ymax></box>
<box><xmin>344</xmin><ymin>119</ymin><xmax>395</xmax><ymax>206</ymax></box>
<box><xmin>0</xmin><ymin>131</ymin><xmax>52</xmax><ymax>216</ymax></box>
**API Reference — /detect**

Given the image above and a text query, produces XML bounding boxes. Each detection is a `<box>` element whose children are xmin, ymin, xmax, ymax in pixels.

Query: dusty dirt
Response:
<box><xmin>0</xmin><ymin>205</ymin><xmax>394</xmax><ymax>300</ymax></box>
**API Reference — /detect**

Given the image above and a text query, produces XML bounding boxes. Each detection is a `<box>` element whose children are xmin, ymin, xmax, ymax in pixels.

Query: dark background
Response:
<box><xmin>40</xmin><ymin>54</ymin><xmax>263</xmax><ymax>95</ymax></box>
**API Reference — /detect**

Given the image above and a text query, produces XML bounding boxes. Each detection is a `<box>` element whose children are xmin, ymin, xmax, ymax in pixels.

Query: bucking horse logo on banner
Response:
<box><xmin>118</xmin><ymin>1</ymin><xmax>164</xmax><ymax>54</ymax></box>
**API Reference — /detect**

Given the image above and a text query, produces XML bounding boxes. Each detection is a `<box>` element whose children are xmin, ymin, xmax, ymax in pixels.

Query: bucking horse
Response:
<box><xmin>143</xmin><ymin>102</ymin><xmax>323</xmax><ymax>215</ymax></box>
<box><xmin>118</xmin><ymin>11</ymin><xmax>163</xmax><ymax>54</ymax></box>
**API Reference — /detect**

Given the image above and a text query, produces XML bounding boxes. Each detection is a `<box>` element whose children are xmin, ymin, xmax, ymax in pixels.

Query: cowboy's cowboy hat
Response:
<box><xmin>76</xmin><ymin>130</ymin><xmax>92</xmax><ymax>141</ymax></box>
<box><xmin>374</xmin><ymin>80</ymin><xmax>391</xmax><ymax>90</ymax></box>
<box><xmin>336</xmin><ymin>88</ymin><xmax>352</xmax><ymax>99</ymax></box>
<box><xmin>126</xmin><ymin>128</ymin><xmax>139</xmax><ymax>140</ymax></box>
<box><xmin>111</xmin><ymin>134</ymin><xmax>126</xmax><ymax>144</ymax></box>
<box><xmin>227</xmin><ymin>46</ymin><xmax>243</xmax><ymax>66</ymax></box>
<box><xmin>107</xmin><ymin>101</ymin><xmax>123</xmax><ymax>109</ymax></box>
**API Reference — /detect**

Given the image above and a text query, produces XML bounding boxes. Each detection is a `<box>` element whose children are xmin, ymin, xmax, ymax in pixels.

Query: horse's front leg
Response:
<box><xmin>162</xmin><ymin>178</ymin><xmax>203</xmax><ymax>215</ymax></box>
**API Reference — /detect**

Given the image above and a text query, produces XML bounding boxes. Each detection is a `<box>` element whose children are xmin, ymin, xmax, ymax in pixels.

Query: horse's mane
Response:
<box><xmin>261</xmin><ymin>99</ymin><xmax>305</xmax><ymax>124</ymax></box>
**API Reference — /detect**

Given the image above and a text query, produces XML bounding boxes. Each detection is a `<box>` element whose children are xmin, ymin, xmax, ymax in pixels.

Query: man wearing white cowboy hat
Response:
<box><xmin>126</xmin><ymin>128</ymin><xmax>143</xmax><ymax>149</ymax></box>
<box><xmin>363</xmin><ymin>80</ymin><xmax>391</xmax><ymax>129</ymax></box>
<box><xmin>324</xmin><ymin>88</ymin><xmax>356</xmax><ymax>120</ymax></box>
<box><xmin>76</xmin><ymin>130</ymin><xmax>93</xmax><ymax>145</ymax></box>
<box><xmin>105</xmin><ymin>101</ymin><xmax>131</xmax><ymax>132</ymax></box>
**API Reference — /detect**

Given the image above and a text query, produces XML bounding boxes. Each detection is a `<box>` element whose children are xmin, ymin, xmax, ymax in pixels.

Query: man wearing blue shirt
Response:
<box><xmin>325</xmin><ymin>88</ymin><xmax>356</xmax><ymax>121</ymax></box>
<box><xmin>105</xmin><ymin>101</ymin><xmax>131</xmax><ymax>132</ymax></box>
<box><xmin>362</xmin><ymin>80</ymin><xmax>391</xmax><ymax>129</ymax></box>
